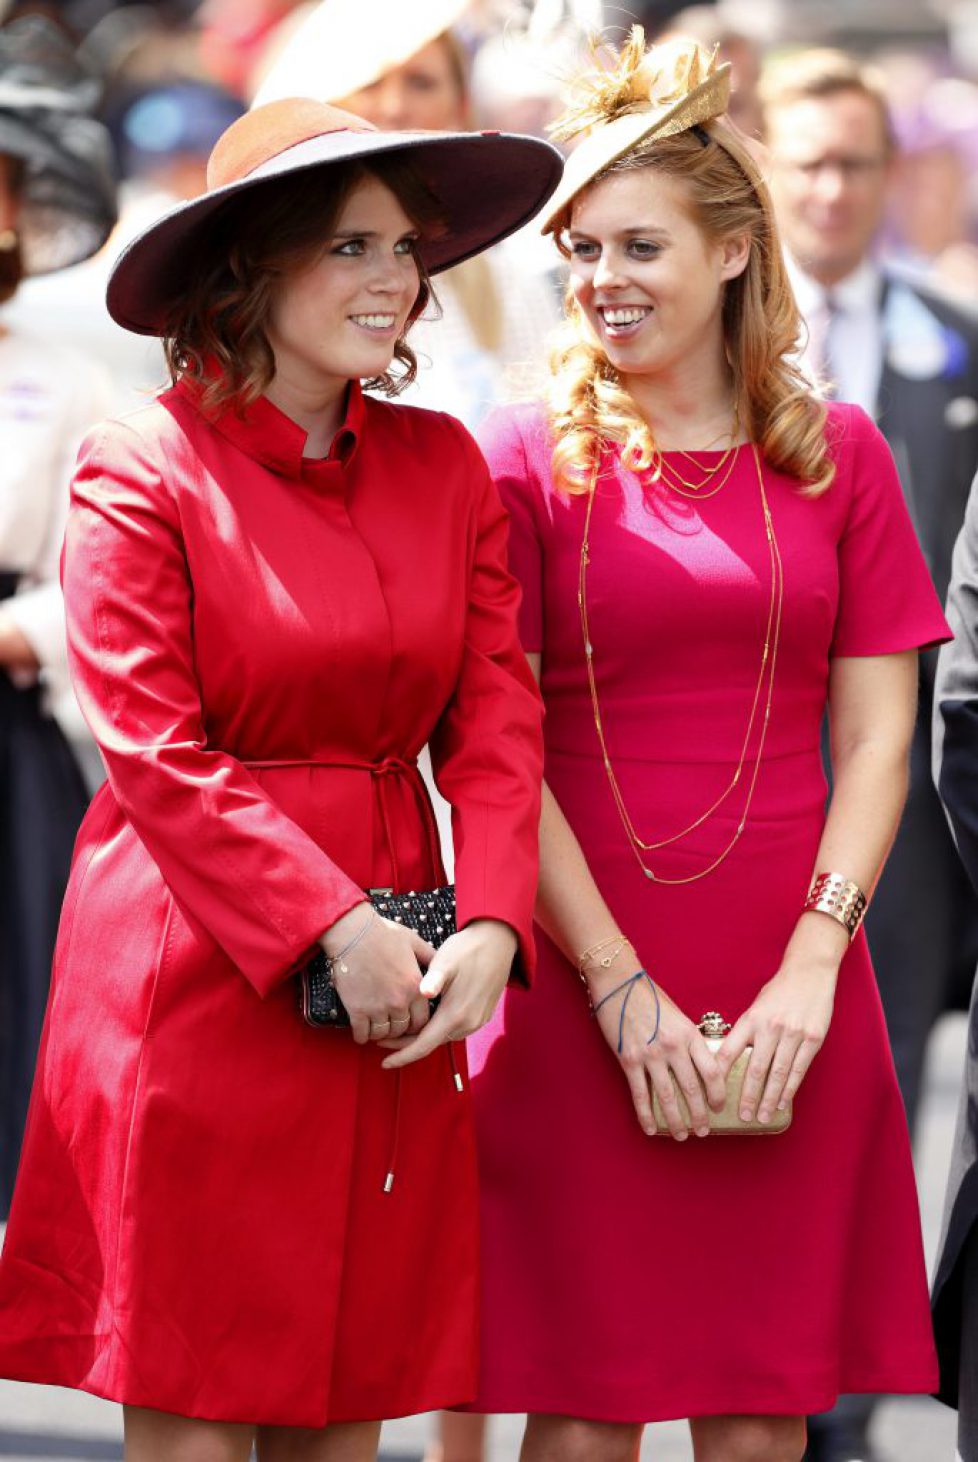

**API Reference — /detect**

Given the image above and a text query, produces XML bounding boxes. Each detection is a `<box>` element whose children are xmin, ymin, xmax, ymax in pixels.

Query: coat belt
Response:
<box><xmin>241</xmin><ymin>754</ymin><xmax>442</xmax><ymax>890</ymax></box>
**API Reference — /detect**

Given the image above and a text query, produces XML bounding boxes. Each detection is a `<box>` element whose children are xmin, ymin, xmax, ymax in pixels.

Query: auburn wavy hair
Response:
<box><xmin>548</xmin><ymin>92</ymin><xmax>832</xmax><ymax>496</ymax></box>
<box><xmin>163</xmin><ymin>155</ymin><xmax>444</xmax><ymax>417</ymax></box>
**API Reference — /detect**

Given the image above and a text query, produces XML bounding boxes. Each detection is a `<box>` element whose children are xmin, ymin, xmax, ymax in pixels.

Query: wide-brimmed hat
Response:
<box><xmin>251</xmin><ymin>0</ymin><xmax>471</xmax><ymax>108</ymax></box>
<box><xmin>541</xmin><ymin>31</ymin><xmax>731</xmax><ymax>236</ymax></box>
<box><xmin>0</xmin><ymin>16</ymin><xmax>117</xmax><ymax>274</ymax></box>
<box><xmin>106</xmin><ymin>96</ymin><xmax>563</xmax><ymax>336</ymax></box>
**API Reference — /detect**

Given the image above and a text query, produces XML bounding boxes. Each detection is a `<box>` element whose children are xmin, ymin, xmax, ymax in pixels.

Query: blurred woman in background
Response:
<box><xmin>0</xmin><ymin>16</ymin><xmax>115</xmax><ymax>1213</ymax></box>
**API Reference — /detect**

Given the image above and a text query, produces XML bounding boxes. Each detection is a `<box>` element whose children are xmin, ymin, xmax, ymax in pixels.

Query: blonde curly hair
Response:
<box><xmin>547</xmin><ymin>30</ymin><xmax>832</xmax><ymax>496</ymax></box>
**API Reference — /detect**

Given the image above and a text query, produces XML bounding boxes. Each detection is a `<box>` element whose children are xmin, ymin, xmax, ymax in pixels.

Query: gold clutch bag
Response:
<box><xmin>651</xmin><ymin>1013</ymin><xmax>793</xmax><ymax>1136</ymax></box>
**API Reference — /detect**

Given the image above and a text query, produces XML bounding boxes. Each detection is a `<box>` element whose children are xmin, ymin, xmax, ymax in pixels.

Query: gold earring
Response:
<box><xmin>0</xmin><ymin>229</ymin><xmax>17</xmax><ymax>252</ymax></box>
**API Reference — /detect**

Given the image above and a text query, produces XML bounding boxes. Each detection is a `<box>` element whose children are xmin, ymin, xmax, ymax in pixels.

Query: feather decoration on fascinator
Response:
<box><xmin>540</xmin><ymin>27</ymin><xmax>731</xmax><ymax>234</ymax></box>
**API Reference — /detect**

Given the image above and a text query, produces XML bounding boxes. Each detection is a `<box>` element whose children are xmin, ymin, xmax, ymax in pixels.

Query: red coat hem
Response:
<box><xmin>0</xmin><ymin>1366</ymin><xmax>478</xmax><ymax>1428</ymax></box>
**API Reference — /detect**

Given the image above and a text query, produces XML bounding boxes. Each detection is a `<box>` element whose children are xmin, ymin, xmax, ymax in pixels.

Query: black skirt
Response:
<box><xmin>0</xmin><ymin>573</ymin><xmax>89</xmax><ymax>1213</ymax></box>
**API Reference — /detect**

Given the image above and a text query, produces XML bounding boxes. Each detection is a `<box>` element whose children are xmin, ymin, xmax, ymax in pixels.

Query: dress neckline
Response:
<box><xmin>656</xmin><ymin>439</ymin><xmax>753</xmax><ymax>457</ymax></box>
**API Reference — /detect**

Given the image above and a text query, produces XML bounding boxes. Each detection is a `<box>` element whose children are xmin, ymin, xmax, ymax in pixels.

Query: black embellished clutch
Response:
<box><xmin>299</xmin><ymin>885</ymin><xmax>457</xmax><ymax>1028</ymax></box>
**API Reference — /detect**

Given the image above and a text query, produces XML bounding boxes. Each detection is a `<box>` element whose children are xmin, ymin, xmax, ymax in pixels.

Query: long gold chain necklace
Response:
<box><xmin>578</xmin><ymin>442</ymin><xmax>784</xmax><ymax>886</ymax></box>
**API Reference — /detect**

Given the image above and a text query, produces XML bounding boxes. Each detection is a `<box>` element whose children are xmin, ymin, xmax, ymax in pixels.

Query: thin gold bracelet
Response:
<box><xmin>577</xmin><ymin>933</ymin><xmax>633</xmax><ymax>975</ymax></box>
<box><xmin>803</xmin><ymin>872</ymin><xmax>868</xmax><ymax>941</ymax></box>
<box><xmin>578</xmin><ymin>931</ymin><xmax>624</xmax><ymax>962</ymax></box>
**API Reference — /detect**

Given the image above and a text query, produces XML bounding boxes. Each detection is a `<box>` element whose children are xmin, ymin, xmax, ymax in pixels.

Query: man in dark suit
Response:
<box><xmin>762</xmin><ymin>49</ymin><xmax>978</xmax><ymax>1462</ymax></box>
<box><xmin>933</xmin><ymin>468</ymin><xmax>978</xmax><ymax>1462</ymax></box>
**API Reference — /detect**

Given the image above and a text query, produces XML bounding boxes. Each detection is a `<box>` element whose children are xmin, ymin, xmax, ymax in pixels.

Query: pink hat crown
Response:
<box><xmin>207</xmin><ymin>98</ymin><xmax>376</xmax><ymax>190</ymax></box>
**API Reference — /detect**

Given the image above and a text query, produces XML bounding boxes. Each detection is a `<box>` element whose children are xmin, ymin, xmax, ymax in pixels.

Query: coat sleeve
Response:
<box><xmin>428</xmin><ymin>418</ymin><xmax>544</xmax><ymax>983</ymax></box>
<box><xmin>62</xmin><ymin>419</ymin><xmax>366</xmax><ymax>996</ymax></box>
<box><xmin>934</xmin><ymin>469</ymin><xmax>978</xmax><ymax>896</ymax></box>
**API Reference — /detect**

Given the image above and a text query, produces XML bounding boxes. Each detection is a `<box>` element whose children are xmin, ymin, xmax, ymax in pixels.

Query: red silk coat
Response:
<box><xmin>0</xmin><ymin>380</ymin><xmax>543</xmax><ymax>1425</ymax></box>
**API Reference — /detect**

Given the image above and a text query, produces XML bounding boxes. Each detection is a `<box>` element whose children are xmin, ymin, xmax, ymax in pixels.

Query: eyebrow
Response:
<box><xmin>778</xmin><ymin>149</ymin><xmax>884</xmax><ymax>165</ymax></box>
<box><xmin>567</xmin><ymin>225</ymin><xmax>672</xmax><ymax>240</ymax></box>
<box><xmin>330</xmin><ymin>227</ymin><xmax>420</xmax><ymax>239</ymax></box>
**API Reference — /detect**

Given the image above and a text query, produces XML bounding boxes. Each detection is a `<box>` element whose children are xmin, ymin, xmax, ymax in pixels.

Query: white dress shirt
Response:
<box><xmin>785</xmin><ymin>252</ymin><xmax>884</xmax><ymax>416</ymax></box>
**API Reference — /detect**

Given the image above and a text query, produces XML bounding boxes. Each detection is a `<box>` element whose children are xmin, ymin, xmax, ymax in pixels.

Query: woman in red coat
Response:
<box><xmin>0</xmin><ymin>98</ymin><xmax>559</xmax><ymax>1460</ymax></box>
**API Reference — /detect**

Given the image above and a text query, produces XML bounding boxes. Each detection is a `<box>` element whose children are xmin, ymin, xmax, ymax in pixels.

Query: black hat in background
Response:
<box><xmin>0</xmin><ymin>15</ymin><xmax>117</xmax><ymax>273</ymax></box>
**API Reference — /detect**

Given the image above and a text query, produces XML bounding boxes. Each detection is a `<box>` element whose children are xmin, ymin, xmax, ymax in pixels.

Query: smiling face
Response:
<box><xmin>567</xmin><ymin>167</ymin><xmax>749</xmax><ymax>386</ymax></box>
<box><xmin>264</xmin><ymin>172</ymin><xmax>423</xmax><ymax>398</ymax></box>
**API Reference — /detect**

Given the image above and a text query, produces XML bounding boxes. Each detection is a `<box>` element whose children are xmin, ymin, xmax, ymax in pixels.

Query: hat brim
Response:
<box><xmin>106</xmin><ymin>127</ymin><xmax>563</xmax><ymax>336</ymax></box>
<box><xmin>540</xmin><ymin>64</ymin><xmax>731</xmax><ymax>235</ymax></box>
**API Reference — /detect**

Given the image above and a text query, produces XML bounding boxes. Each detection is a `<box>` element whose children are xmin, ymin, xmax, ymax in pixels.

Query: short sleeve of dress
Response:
<box><xmin>478</xmin><ymin>406</ymin><xmax>546</xmax><ymax>653</ymax></box>
<box><xmin>831</xmin><ymin>404</ymin><xmax>952</xmax><ymax>657</ymax></box>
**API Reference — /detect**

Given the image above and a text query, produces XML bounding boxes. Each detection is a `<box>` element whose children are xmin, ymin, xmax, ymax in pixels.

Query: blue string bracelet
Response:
<box><xmin>590</xmin><ymin>968</ymin><xmax>661</xmax><ymax>1055</ymax></box>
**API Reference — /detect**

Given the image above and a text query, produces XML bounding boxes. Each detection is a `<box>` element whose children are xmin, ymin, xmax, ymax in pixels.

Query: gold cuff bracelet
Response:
<box><xmin>803</xmin><ymin>871</ymin><xmax>868</xmax><ymax>941</ymax></box>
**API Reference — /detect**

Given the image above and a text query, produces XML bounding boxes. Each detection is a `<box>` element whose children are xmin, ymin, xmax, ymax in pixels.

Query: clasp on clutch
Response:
<box><xmin>699</xmin><ymin>1011</ymin><xmax>731</xmax><ymax>1039</ymax></box>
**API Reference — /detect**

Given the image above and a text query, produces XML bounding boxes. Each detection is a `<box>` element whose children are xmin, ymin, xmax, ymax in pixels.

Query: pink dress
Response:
<box><xmin>467</xmin><ymin>400</ymin><xmax>944</xmax><ymax>1422</ymax></box>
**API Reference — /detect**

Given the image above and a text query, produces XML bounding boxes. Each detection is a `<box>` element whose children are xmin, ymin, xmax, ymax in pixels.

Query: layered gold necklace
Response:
<box><xmin>649</xmin><ymin>405</ymin><xmax>742</xmax><ymax>500</ymax></box>
<box><xmin>578</xmin><ymin>437</ymin><xmax>784</xmax><ymax>886</ymax></box>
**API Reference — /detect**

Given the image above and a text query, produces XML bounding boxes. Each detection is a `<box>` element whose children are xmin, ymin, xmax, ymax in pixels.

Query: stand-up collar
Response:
<box><xmin>176</xmin><ymin>375</ymin><xmax>365</xmax><ymax>483</ymax></box>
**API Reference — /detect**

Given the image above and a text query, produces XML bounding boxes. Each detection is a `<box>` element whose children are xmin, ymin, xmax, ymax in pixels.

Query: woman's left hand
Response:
<box><xmin>380</xmin><ymin>918</ymin><xmax>518</xmax><ymax>1069</ymax></box>
<box><xmin>715</xmin><ymin>947</ymin><xmax>841</xmax><ymax>1125</ymax></box>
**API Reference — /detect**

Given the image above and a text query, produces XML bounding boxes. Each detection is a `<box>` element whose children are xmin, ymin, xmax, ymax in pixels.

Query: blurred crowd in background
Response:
<box><xmin>4</xmin><ymin>0</ymin><xmax>978</xmax><ymax>414</ymax></box>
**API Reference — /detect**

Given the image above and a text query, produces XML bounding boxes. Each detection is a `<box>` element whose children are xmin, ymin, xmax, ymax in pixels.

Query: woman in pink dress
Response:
<box><xmin>466</xmin><ymin>32</ymin><xmax>943</xmax><ymax>1461</ymax></box>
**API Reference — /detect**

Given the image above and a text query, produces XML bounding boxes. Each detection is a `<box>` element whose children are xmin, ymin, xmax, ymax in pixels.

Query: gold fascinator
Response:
<box><xmin>540</xmin><ymin>28</ymin><xmax>731</xmax><ymax>236</ymax></box>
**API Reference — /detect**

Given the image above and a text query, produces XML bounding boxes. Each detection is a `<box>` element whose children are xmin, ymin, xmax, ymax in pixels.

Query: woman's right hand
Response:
<box><xmin>320</xmin><ymin>903</ymin><xmax>435</xmax><ymax>1046</ymax></box>
<box><xmin>587</xmin><ymin>962</ymin><xmax>727</xmax><ymax>1140</ymax></box>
